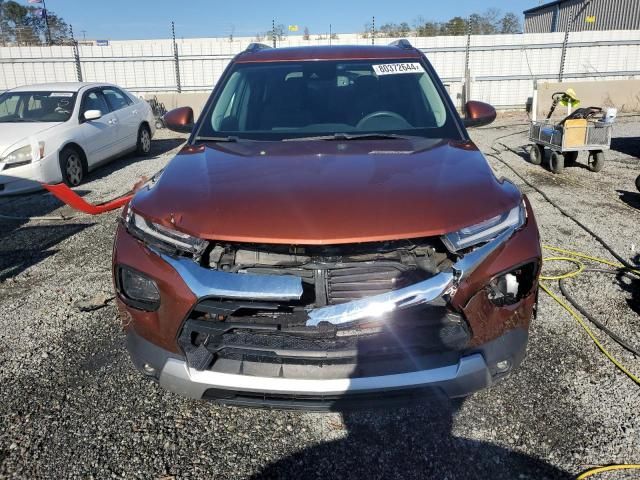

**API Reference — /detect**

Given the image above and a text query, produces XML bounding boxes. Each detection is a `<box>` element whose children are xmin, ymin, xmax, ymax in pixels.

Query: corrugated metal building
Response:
<box><xmin>524</xmin><ymin>0</ymin><xmax>640</xmax><ymax>33</ymax></box>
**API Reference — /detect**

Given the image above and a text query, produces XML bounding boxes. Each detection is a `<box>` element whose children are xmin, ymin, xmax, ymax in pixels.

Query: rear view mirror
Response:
<box><xmin>164</xmin><ymin>107</ymin><xmax>194</xmax><ymax>134</ymax></box>
<box><xmin>84</xmin><ymin>109</ymin><xmax>102</xmax><ymax>121</ymax></box>
<box><xmin>463</xmin><ymin>101</ymin><xmax>497</xmax><ymax>128</ymax></box>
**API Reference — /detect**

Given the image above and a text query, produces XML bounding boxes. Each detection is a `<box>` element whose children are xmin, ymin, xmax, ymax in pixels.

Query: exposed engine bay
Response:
<box><xmin>202</xmin><ymin>238</ymin><xmax>454</xmax><ymax>308</ymax></box>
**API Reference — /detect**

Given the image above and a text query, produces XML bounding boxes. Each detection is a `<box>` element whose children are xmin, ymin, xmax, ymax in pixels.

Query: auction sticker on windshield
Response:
<box><xmin>373</xmin><ymin>63</ymin><xmax>424</xmax><ymax>76</ymax></box>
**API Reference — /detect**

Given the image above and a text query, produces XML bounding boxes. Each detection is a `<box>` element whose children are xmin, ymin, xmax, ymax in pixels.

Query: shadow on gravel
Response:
<box><xmin>615</xmin><ymin>257</ymin><xmax>640</xmax><ymax>315</ymax></box>
<box><xmin>252</xmin><ymin>395</ymin><xmax>571</xmax><ymax>480</ymax></box>
<box><xmin>610</xmin><ymin>137</ymin><xmax>640</xmax><ymax>159</ymax></box>
<box><xmin>0</xmin><ymin>223</ymin><xmax>92</xmax><ymax>281</ymax></box>
<box><xmin>84</xmin><ymin>137</ymin><xmax>185</xmax><ymax>184</ymax></box>
<box><xmin>616</xmin><ymin>190</ymin><xmax>640</xmax><ymax>211</ymax></box>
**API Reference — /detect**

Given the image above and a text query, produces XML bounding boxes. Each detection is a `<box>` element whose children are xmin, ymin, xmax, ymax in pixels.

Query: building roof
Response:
<box><xmin>235</xmin><ymin>45</ymin><xmax>422</xmax><ymax>63</ymax></box>
<box><xmin>524</xmin><ymin>0</ymin><xmax>573</xmax><ymax>15</ymax></box>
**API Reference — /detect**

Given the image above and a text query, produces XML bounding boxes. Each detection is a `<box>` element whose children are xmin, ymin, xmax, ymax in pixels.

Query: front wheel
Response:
<box><xmin>59</xmin><ymin>147</ymin><xmax>85</xmax><ymax>187</ymax></box>
<box><xmin>549</xmin><ymin>151</ymin><xmax>564</xmax><ymax>174</ymax></box>
<box><xmin>588</xmin><ymin>150</ymin><xmax>605</xmax><ymax>173</ymax></box>
<box><xmin>136</xmin><ymin>124</ymin><xmax>152</xmax><ymax>155</ymax></box>
<box><xmin>529</xmin><ymin>144</ymin><xmax>543</xmax><ymax>165</ymax></box>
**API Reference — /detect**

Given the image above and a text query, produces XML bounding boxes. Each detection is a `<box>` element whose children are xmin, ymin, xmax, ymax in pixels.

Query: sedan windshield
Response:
<box><xmin>0</xmin><ymin>91</ymin><xmax>77</xmax><ymax>123</ymax></box>
<box><xmin>196</xmin><ymin>59</ymin><xmax>460</xmax><ymax>141</ymax></box>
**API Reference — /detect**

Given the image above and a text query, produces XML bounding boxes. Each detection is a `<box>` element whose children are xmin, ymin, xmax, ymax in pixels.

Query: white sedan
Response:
<box><xmin>0</xmin><ymin>82</ymin><xmax>156</xmax><ymax>195</ymax></box>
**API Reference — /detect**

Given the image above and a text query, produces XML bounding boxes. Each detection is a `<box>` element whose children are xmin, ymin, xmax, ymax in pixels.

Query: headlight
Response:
<box><xmin>442</xmin><ymin>202</ymin><xmax>526</xmax><ymax>252</ymax></box>
<box><xmin>1</xmin><ymin>142</ymin><xmax>45</xmax><ymax>169</ymax></box>
<box><xmin>125</xmin><ymin>210</ymin><xmax>206</xmax><ymax>256</ymax></box>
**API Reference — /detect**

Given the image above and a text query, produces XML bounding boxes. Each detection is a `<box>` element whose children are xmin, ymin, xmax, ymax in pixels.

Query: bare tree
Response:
<box><xmin>303</xmin><ymin>26</ymin><xmax>310</xmax><ymax>40</ymax></box>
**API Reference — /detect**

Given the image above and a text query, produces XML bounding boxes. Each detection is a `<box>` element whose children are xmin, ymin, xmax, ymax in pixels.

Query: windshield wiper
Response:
<box><xmin>194</xmin><ymin>135</ymin><xmax>240</xmax><ymax>143</ymax></box>
<box><xmin>283</xmin><ymin>133</ymin><xmax>411</xmax><ymax>142</ymax></box>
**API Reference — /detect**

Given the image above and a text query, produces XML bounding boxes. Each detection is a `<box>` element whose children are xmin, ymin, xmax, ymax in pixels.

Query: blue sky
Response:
<box><xmin>40</xmin><ymin>0</ymin><xmax>538</xmax><ymax>40</ymax></box>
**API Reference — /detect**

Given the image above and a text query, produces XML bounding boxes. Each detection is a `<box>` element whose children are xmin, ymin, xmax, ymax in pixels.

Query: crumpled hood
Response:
<box><xmin>132</xmin><ymin>138</ymin><xmax>521</xmax><ymax>245</ymax></box>
<box><xmin>0</xmin><ymin>122</ymin><xmax>60</xmax><ymax>156</ymax></box>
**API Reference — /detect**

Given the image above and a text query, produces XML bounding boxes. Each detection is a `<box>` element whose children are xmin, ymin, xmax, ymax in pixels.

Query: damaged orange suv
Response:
<box><xmin>113</xmin><ymin>41</ymin><xmax>541</xmax><ymax>409</ymax></box>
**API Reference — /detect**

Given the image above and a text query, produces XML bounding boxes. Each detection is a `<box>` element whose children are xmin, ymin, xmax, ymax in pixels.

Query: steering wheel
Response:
<box><xmin>356</xmin><ymin>110</ymin><xmax>412</xmax><ymax>130</ymax></box>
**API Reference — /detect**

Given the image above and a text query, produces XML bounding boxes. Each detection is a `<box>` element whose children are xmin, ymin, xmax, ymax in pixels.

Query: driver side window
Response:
<box><xmin>81</xmin><ymin>91</ymin><xmax>110</xmax><ymax>120</ymax></box>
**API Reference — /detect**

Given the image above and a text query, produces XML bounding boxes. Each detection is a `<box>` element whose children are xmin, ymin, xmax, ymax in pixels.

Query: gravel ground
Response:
<box><xmin>0</xmin><ymin>119</ymin><xmax>639</xmax><ymax>479</ymax></box>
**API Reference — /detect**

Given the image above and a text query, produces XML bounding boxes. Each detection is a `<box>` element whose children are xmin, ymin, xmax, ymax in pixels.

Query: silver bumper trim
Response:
<box><xmin>158</xmin><ymin>353</ymin><xmax>491</xmax><ymax>399</ymax></box>
<box><xmin>159</xmin><ymin>225</ymin><xmax>514</xmax><ymax>326</ymax></box>
<box><xmin>307</xmin><ymin>226</ymin><xmax>514</xmax><ymax>326</ymax></box>
<box><xmin>159</xmin><ymin>252</ymin><xmax>303</xmax><ymax>301</ymax></box>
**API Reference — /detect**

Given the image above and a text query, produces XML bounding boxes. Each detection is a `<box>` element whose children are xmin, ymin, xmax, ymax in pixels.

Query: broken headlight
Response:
<box><xmin>442</xmin><ymin>202</ymin><xmax>526</xmax><ymax>253</ymax></box>
<box><xmin>125</xmin><ymin>210</ymin><xmax>206</xmax><ymax>256</ymax></box>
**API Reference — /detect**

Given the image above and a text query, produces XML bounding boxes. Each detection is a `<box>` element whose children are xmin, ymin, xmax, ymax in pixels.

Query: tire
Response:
<box><xmin>549</xmin><ymin>151</ymin><xmax>564</xmax><ymax>174</ymax></box>
<box><xmin>529</xmin><ymin>144</ymin><xmax>543</xmax><ymax>165</ymax></box>
<box><xmin>564</xmin><ymin>151</ymin><xmax>578</xmax><ymax>166</ymax></box>
<box><xmin>59</xmin><ymin>146</ymin><xmax>86</xmax><ymax>187</ymax></box>
<box><xmin>136</xmin><ymin>124</ymin><xmax>152</xmax><ymax>155</ymax></box>
<box><xmin>635</xmin><ymin>174</ymin><xmax>640</xmax><ymax>193</ymax></box>
<box><xmin>588</xmin><ymin>150</ymin><xmax>605</xmax><ymax>173</ymax></box>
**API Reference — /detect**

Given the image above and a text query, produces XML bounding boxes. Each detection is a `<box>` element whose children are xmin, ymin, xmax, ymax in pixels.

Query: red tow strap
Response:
<box><xmin>42</xmin><ymin>183</ymin><xmax>133</xmax><ymax>215</ymax></box>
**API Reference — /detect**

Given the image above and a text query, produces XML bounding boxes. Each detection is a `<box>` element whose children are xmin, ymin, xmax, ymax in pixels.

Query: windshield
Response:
<box><xmin>0</xmin><ymin>91</ymin><xmax>77</xmax><ymax>123</ymax></box>
<box><xmin>196</xmin><ymin>59</ymin><xmax>460</xmax><ymax>141</ymax></box>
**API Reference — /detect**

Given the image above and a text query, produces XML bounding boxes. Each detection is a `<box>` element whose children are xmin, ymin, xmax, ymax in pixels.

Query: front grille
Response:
<box><xmin>326</xmin><ymin>265</ymin><xmax>406</xmax><ymax>303</ymax></box>
<box><xmin>242</xmin><ymin>262</ymin><xmax>421</xmax><ymax>306</ymax></box>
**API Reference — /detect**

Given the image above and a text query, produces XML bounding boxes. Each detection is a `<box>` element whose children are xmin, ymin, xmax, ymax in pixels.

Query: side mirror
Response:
<box><xmin>84</xmin><ymin>109</ymin><xmax>102</xmax><ymax>121</ymax></box>
<box><xmin>163</xmin><ymin>107</ymin><xmax>194</xmax><ymax>134</ymax></box>
<box><xmin>463</xmin><ymin>101</ymin><xmax>496</xmax><ymax>128</ymax></box>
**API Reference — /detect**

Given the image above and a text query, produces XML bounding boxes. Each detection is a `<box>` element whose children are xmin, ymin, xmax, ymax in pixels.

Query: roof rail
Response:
<box><xmin>388</xmin><ymin>39</ymin><xmax>413</xmax><ymax>49</ymax></box>
<box><xmin>245</xmin><ymin>43</ymin><xmax>272</xmax><ymax>53</ymax></box>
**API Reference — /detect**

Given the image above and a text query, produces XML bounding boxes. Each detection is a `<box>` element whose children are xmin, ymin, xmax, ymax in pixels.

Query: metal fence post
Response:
<box><xmin>558</xmin><ymin>29</ymin><xmax>569</xmax><ymax>82</ymax></box>
<box><xmin>272</xmin><ymin>19</ymin><xmax>276</xmax><ymax>48</ymax></box>
<box><xmin>172</xmin><ymin>22</ymin><xmax>182</xmax><ymax>93</ymax></box>
<box><xmin>70</xmin><ymin>25</ymin><xmax>83</xmax><ymax>82</ymax></box>
<box><xmin>463</xmin><ymin>18</ymin><xmax>472</xmax><ymax>109</ymax></box>
<box><xmin>371</xmin><ymin>16</ymin><xmax>375</xmax><ymax>45</ymax></box>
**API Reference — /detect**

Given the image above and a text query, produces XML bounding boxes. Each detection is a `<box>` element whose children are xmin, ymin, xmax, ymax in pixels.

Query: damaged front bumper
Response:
<box><xmin>157</xmin><ymin>226</ymin><xmax>515</xmax><ymax>328</ymax></box>
<box><xmin>116</xmin><ymin>213</ymin><xmax>539</xmax><ymax>407</ymax></box>
<box><xmin>127</xmin><ymin>326</ymin><xmax>528</xmax><ymax>409</ymax></box>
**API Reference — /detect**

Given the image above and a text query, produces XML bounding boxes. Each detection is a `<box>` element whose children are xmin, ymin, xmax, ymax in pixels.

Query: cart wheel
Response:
<box><xmin>588</xmin><ymin>150</ymin><xmax>605</xmax><ymax>173</ymax></box>
<box><xmin>549</xmin><ymin>151</ymin><xmax>564</xmax><ymax>174</ymax></box>
<box><xmin>564</xmin><ymin>151</ymin><xmax>578</xmax><ymax>166</ymax></box>
<box><xmin>529</xmin><ymin>144</ymin><xmax>543</xmax><ymax>165</ymax></box>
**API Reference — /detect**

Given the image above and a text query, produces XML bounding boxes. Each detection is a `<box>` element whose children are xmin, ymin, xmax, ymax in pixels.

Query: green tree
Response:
<box><xmin>441</xmin><ymin>16</ymin><xmax>467</xmax><ymax>36</ymax></box>
<box><xmin>0</xmin><ymin>0</ymin><xmax>70</xmax><ymax>45</ymax></box>
<box><xmin>414</xmin><ymin>16</ymin><xmax>441</xmax><ymax>37</ymax></box>
<box><xmin>500</xmin><ymin>12</ymin><xmax>521</xmax><ymax>34</ymax></box>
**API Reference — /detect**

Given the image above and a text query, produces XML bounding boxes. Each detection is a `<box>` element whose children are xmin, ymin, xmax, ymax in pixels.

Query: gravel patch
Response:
<box><xmin>1</xmin><ymin>120</ymin><xmax>639</xmax><ymax>479</ymax></box>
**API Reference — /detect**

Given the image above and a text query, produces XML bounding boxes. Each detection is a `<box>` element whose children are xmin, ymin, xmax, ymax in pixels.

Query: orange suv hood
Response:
<box><xmin>131</xmin><ymin>137</ymin><xmax>521</xmax><ymax>245</ymax></box>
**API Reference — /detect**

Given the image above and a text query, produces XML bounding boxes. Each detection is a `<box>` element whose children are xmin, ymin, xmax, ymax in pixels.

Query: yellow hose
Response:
<box><xmin>539</xmin><ymin>246</ymin><xmax>640</xmax><ymax>478</ymax></box>
<box><xmin>576</xmin><ymin>464</ymin><xmax>640</xmax><ymax>479</ymax></box>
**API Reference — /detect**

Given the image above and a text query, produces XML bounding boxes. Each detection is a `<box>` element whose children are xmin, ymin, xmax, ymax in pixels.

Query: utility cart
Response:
<box><xmin>527</xmin><ymin>89</ymin><xmax>615</xmax><ymax>174</ymax></box>
<box><xmin>528</xmin><ymin>117</ymin><xmax>613</xmax><ymax>174</ymax></box>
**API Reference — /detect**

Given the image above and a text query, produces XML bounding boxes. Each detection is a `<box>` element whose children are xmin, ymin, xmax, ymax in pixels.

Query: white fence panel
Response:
<box><xmin>2</xmin><ymin>30</ymin><xmax>640</xmax><ymax>109</ymax></box>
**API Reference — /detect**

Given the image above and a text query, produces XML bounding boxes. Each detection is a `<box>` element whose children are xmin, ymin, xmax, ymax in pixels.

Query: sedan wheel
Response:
<box><xmin>137</xmin><ymin>126</ymin><xmax>152</xmax><ymax>155</ymax></box>
<box><xmin>60</xmin><ymin>148</ymin><xmax>85</xmax><ymax>187</ymax></box>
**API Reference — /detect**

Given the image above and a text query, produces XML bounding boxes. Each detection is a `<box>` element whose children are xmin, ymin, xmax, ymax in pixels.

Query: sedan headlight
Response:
<box><xmin>125</xmin><ymin>210</ymin><xmax>206</xmax><ymax>256</ymax></box>
<box><xmin>442</xmin><ymin>202</ymin><xmax>526</xmax><ymax>253</ymax></box>
<box><xmin>1</xmin><ymin>142</ymin><xmax>45</xmax><ymax>169</ymax></box>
